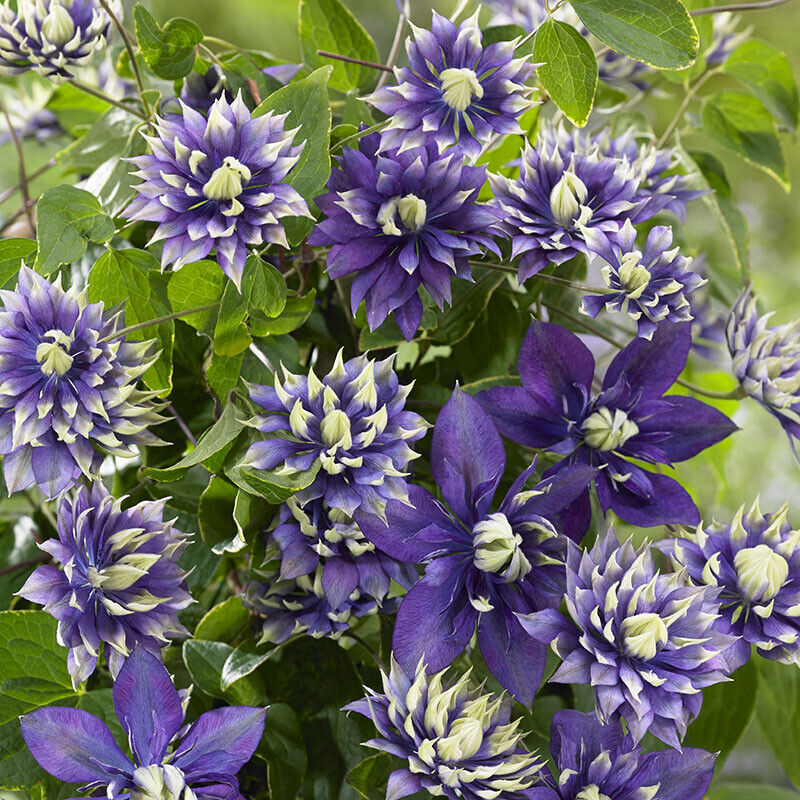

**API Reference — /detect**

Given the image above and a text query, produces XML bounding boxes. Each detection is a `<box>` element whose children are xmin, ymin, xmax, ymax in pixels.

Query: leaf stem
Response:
<box><xmin>315</xmin><ymin>49</ymin><xmax>392</xmax><ymax>73</ymax></box>
<box><xmin>0</xmin><ymin>554</ymin><xmax>48</xmax><ymax>577</ymax></box>
<box><xmin>0</xmin><ymin>158</ymin><xmax>56</xmax><ymax>207</ymax></box>
<box><xmin>68</xmin><ymin>78</ymin><xmax>148</xmax><ymax>121</ymax></box>
<box><xmin>656</xmin><ymin>69</ymin><xmax>718</xmax><ymax>149</ymax></box>
<box><xmin>691</xmin><ymin>0</ymin><xmax>793</xmax><ymax>14</ymax></box>
<box><xmin>675</xmin><ymin>379</ymin><xmax>746</xmax><ymax>400</ymax></box>
<box><xmin>331</xmin><ymin>120</ymin><xmax>388</xmax><ymax>153</ymax></box>
<box><xmin>97</xmin><ymin>304</ymin><xmax>219</xmax><ymax>343</ymax></box>
<box><xmin>376</xmin><ymin>13</ymin><xmax>406</xmax><ymax>90</ymax></box>
<box><xmin>473</xmin><ymin>261</ymin><xmax>608</xmax><ymax>294</ymax></box>
<box><xmin>0</xmin><ymin>99</ymin><xmax>35</xmax><ymax>234</ymax></box>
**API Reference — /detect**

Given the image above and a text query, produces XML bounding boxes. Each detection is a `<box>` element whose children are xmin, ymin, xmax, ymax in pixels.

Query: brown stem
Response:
<box><xmin>375</xmin><ymin>14</ymin><xmax>405</xmax><ymax>90</ymax></box>
<box><xmin>316</xmin><ymin>50</ymin><xmax>392</xmax><ymax>73</ymax></box>
<box><xmin>69</xmin><ymin>79</ymin><xmax>148</xmax><ymax>121</ymax></box>
<box><xmin>0</xmin><ymin>554</ymin><xmax>48</xmax><ymax>577</ymax></box>
<box><xmin>692</xmin><ymin>0</ymin><xmax>793</xmax><ymax>14</ymax></box>
<box><xmin>0</xmin><ymin>158</ymin><xmax>56</xmax><ymax>206</ymax></box>
<box><xmin>168</xmin><ymin>403</ymin><xmax>197</xmax><ymax>446</ymax></box>
<box><xmin>0</xmin><ymin>100</ymin><xmax>35</xmax><ymax>234</ymax></box>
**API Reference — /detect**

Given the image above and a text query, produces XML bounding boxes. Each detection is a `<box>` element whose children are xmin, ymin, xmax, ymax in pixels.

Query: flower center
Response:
<box><xmin>620</xmin><ymin>612</ymin><xmax>668</xmax><ymax>660</ymax></box>
<box><xmin>203</xmin><ymin>156</ymin><xmax>252</xmax><ymax>200</ymax></box>
<box><xmin>472</xmin><ymin>512</ymin><xmax>532</xmax><ymax>583</ymax></box>
<box><xmin>582</xmin><ymin>407</ymin><xmax>639</xmax><ymax>452</ymax></box>
<box><xmin>35</xmin><ymin>329</ymin><xmax>74</xmax><ymax>376</ymax></box>
<box><xmin>734</xmin><ymin>544</ymin><xmax>789</xmax><ymax>603</ymax></box>
<box><xmin>130</xmin><ymin>764</ymin><xmax>196</xmax><ymax>800</ymax></box>
<box><xmin>549</xmin><ymin>168</ymin><xmax>589</xmax><ymax>226</ymax></box>
<box><xmin>576</xmin><ymin>786</ymin><xmax>612</xmax><ymax>800</ymax></box>
<box><xmin>320</xmin><ymin>408</ymin><xmax>353</xmax><ymax>451</ymax></box>
<box><xmin>376</xmin><ymin>194</ymin><xmax>427</xmax><ymax>236</ymax></box>
<box><xmin>41</xmin><ymin>2</ymin><xmax>76</xmax><ymax>47</ymax></box>
<box><xmin>436</xmin><ymin>715</ymin><xmax>484</xmax><ymax>762</ymax></box>
<box><xmin>614</xmin><ymin>250</ymin><xmax>651</xmax><ymax>299</ymax></box>
<box><xmin>439</xmin><ymin>67</ymin><xmax>484</xmax><ymax>111</ymax></box>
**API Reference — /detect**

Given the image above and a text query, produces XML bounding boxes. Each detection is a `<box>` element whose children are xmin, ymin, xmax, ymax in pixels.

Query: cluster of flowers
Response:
<box><xmin>4</xmin><ymin>2</ymin><xmax>800</xmax><ymax>798</ymax></box>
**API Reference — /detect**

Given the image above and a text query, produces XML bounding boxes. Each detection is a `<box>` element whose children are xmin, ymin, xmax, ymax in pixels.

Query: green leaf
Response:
<box><xmin>298</xmin><ymin>0</ymin><xmax>380</xmax><ymax>92</ymax></box>
<box><xmin>194</xmin><ymin>596</ymin><xmax>250</xmax><ymax>642</ymax></box>
<box><xmin>132</xmin><ymin>4</ymin><xmax>202</xmax><ymax>80</ymax></box>
<box><xmin>168</xmin><ymin>260</ymin><xmax>225</xmax><ymax>337</ymax></box>
<box><xmin>142</xmin><ymin>401</ymin><xmax>244</xmax><ymax>482</ymax></box>
<box><xmin>724</xmin><ymin>39</ymin><xmax>799</xmax><ymax>132</ymax></box>
<box><xmin>756</xmin><ymin>657</ymin><xmax>800</xmax><ymax>788</ymax></box>
<box><xmin>225</xmin><ymin>458</ymin><xmax>321</xmax><ymax>505</ymax></box>
<box><xmin>260</xmin><ymin>703</ymin><xmax>307</xmax><ymax>800</ymax></box>
<box><xmin>709</xmin><ymin>784</ymin><xmax>800</xmax><ymax>800</ymax></box>
<box><xmin>206</xmin><ymin>351</ymin><xmax>244</xmax><ymax>401</ymax></box>
<box><xmin>702</xmin><ymin>89</ymin><xmax>789</xmax><ymax>190</ymax></box>
<box><xmin>57</xmin><ymin>108</ymin><xmax>139</xmax><ymax>174</ymax></box>
<box><xmin>0</xmin><ymin>717</ymin><xmax>47</xmax><ymax>790</ymax></box>
<box><xmin>346</xmin><ymin>753</ymin><xmax>395</xmax><ymax>800</ymax></box>
<box><xmin>222</xmin><ymin>641</ymin><xmax>273</xmax><ymax>689</ymax></box>
<box><xmin>569</xmin><ymin>0</ymin><xmax>698</xmax><ymax>69</ymax></box>
<box><xmin>34</xmin><ymin>185</ymin><xmax>115</xmax><ymax>276</ymax></box>
<box><xmin>254</xmin><ymin>67</ymin><xmax>332</xmax><ymax>244</ymax></box>
<box><xmin>429</xmin><ymin>271</ymin><xmax>506</xmax><ymax>345</ymax></box>
<box><xmin>249</xmin><ymin>258</ymin><xmax>287</xmax><ymax>319</ymax></box>
<box><xmin>80</xmin><ymin>133</ymin><xmax>146</xmax><ymax>219</ymax></box>
<box><xmin>87</xmin><ymin>248</ymin><xmax>174</xmax><ymax>395</ymax></box>
<box><xmin>534</xmin><ymin>20</ymin><xmax>598</xmax><ymax>127</ymax></box>
<box><xmin>198</xmin><ymin>475</ymin><xmax>245</xmax><ymax>554</ymax></box>
<box><xmin>251</xmin><ymin>290</ymin><xmax>316</xmax><ymax>336</ymax></box>
<box><xmin>0</xmin><ymin>238</ymin><xmax>36</xmax><ymax>289</ymax></box>
<box><xmin>684</xmin><ymin>659</ymin><xmax>757</xmax><ymax>770</ymax></box>
<box><xmin>0</xmin><ymin>611</ymin><xmax>74</xmax><ymax>725</ymax></box>
<box><xmin>182</xmin><ymin>639</ymin><xmax>265</xmax><ymax>705</ymax></box>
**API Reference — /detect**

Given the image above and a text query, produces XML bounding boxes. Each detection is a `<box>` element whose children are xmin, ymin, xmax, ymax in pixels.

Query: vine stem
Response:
<box><xmin>316</xmin><ymin>50</ymin><xmax>392</xmax><ymax>73</ymax></box>
<box><xmin>68</xmin><ymin>79</ymin><xmax>148</xmax><ymax>121</ymax></box>
<box><xmin>97</xmin><ymin>304</ymin><xmax>218</xmax><ymax>343</ymax></box>
<box><xmin>331</xmin><ymin>120</ymin><xmax>388</xmax><ymax>153</ymax></box>
<box><xmin>375</xmin><ymin>13</ymin><xmax>406</xmax><ymax>90</ymax></box>
<box><xmin>691</xmin><ymin>0</ymin><xmax>793</xmax><ymax>14</ymax></box>
<box><xmin>0</xmin><ymin>99</ymin><xmax>34</xmax><ymax>234</ymax></box>
<box><xmin>472</xmin><ymin>261</ymin><xmax>608</xmax><ymax>294</ymax></box>
<box><xmin>0</xmin><ymin>555</ymin><xmax>48</xmax><ymax>577</ymax></box>
<box><xmin>656</xmin><ymin>69</ymin><xmax>718</xmax><ymax>149</ymax></box>
<box><xmin>0</xmin><ymin>158</ymin><xmax>56</xmax><ymax>206</ymax></box>
<box><xmin>344</xmin><ymin>631</ymin><xmax>388</xmax><ymax>673</ymax></box>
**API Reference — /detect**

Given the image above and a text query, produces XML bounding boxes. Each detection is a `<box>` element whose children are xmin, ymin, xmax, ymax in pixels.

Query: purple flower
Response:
<box><xmin>490</xmin><ymin>137</ymin><xmax>666</xmax><ymax>283</ymax></box>
<box><xmin>0</xmin><ymin>88</ymin><xmax>60</xmax><ymax>144</ymax></box>
<box><xmin>344</xmin><ymin>657</ymin><xmax>544</xmax><ymax>800</ymax></box>
<box><xmin>660</xmin><ymin>499</ymin><xmax>800</xmax><ymax>670</ymax></box>
<box><xmin>356</xmin><ymin>387</ymin><xmax>595</xmax><ymax>705</ymax></box>
<box><xmin>124</xmin><ymin>93</ymin><xmax>311</xmax><ymax>289</ymax></box>
<box><xmin>706</xmin><ymin>12</ymin><xmax>750</xmax><ymax>65</ymax></box>
<box><xmin>245</xmin><ymin>350</ymin><xmax>428</xmax><ymax>516</ymax></box>
<box><xmin>518</xmin><ymin>529</ymin><xmax>737</xmax><ymax>748</ymax></box>
<box><xmin>0</xmin><ymin>266</ymin><xmax>167</xmax><ymax>498</ymax></box>
<box><xmin>477</xmin><ymin>321</ymin><xmax>737</xmax><ymax>532</ymax></box>
<box><xmin>180</xmin><ymin>65</ymin><xmax>231</xmax><ymax>114</ymax></box>
<box><xmin>529</xmin><ymin>710</ymin><xmax>716</xmax><ymax>800</ymax></box>
<box><xmin>0</xmin><ymin>0</ymin><xmax>116</xmax><ymax>77</ymax></box>
<box><xmin>364</xmin><ymin>10</ymin><xmax>536</xmax><ymax>160</ymax></box>
<box><xmin>18</xmin><ymin>482</ymin><xmax>192</xmax><ymax>686</ymax></box>
<box><xmin>581</xmin><ymin>221</ymin><xmax>705</xmax><ymax>340</ymax></box>
<box><xmin>242</xmin><ymin>497</ymin><xmax>417</xmax><ymax>642</ymax></box>
<box><xmin>308</xmin><ymin>131</ymin><xmax>499</xmax><ymax>340</ymax></box>
<box><xmin>727</xmin><ymin>287</ymin><xmax>800</xmax><ymax>457</ymax></box>
<box><xmin>20</xmin><ymin>647</ymin><xmax>265</xmax><ymax>800</ymax></box>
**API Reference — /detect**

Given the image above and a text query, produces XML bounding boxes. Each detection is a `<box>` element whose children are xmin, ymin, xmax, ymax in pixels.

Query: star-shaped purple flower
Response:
<box><xmin>20</xmin><ymin>647</ymin><xmax>266</xmax><ymax>800</ymax></box>
<box><xmin>308</xmin><ymin>131</ymin><xmax>499</xmax><ymax>340</ymax></box>
<box><xmin>477</xmin><ymin>321</ymin><xmax>737</xmax><ymax>533</ymax></box>
<box><xmin>529</xmin><ymin>710</ymin><xmax>716</xmax><ymax>800</ymax></box>
<box><xmin>356</xmin><ymin>387</ymin><xmax>595</xmax><ymax>705</ymax></box>
<box><xmin>364</xmin><ymin>10</ymin><xmax>536</xmax><ymax>160</ymax></box>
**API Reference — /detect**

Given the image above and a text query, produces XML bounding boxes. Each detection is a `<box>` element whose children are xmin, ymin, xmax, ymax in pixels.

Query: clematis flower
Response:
<box><xmin>344</xmin><ymin>657</ymin><xmax>544</xmax><ymax>800</ymax></box>
<box><xmin>364</xmin><ymin>10</ymin><xmax>536</xmax><ymax>160</ymax></box>
<box><xmin>20</xmin><ymin>647</ymin><xmax>266</xmax><ymax>800</ymax></box>
<box><xmin>356</xmin><ymin>387</ymin><xmax>595</xmax><ymax>705</ymax></box>
<box><xmin>308</xmin><ymin>131</ymin><xmax>499</xmax><ymax>340</ymax></box>
<box><xmin>581</xmin><ymin>220</ymin><xmax>704</xmax><ymax>340</ymax></box>
<box><xmin>18</xmin><ymin>482</ymin><xmax>191</xmax><ymax>686</ymax></box>
<box><xmin>490</xmin><ymin>137</ymin><xmax>667</xmax><ymax>283</ymax></box>
<box><xmin>660</xmin><ymin>499</ymin><xmax>800</xmax><ymax>670</ymax></box>
<box><xmin>245</xmin><ymin>350</ymin><xmax>428</xmax><ymax>517</ymax></box>
<box><xmin>518</xmin><ymin>529</ymin><xmax>737</xmax><ymax>748</ymax></box>
<box><xmin>0</xmin><ymin>266</ymin><xmax>167</xmax><ymax>498</ymax></box>
<box><xmin>0</xmin><ymin>0</ymin><xmax>118</xmax><ymax>78</ymax></box>
<box><xmin>124</xmin><ymin>92</ymin><xmax>311</xmax><ymax>289</ymax></box>
<box><xmin>477</xmin><ymin>321</ymin><xmax>737</xmax><ymax>532</ymax></box>
<box><xmin>529</xmin><ymin>710</ymin><xmax>716</xmax><ymax>800</ymax></box>
<box><xmin>727</xmin><ymin>287</ymin><xmax>800</xmax><ymax>457</ymax></box>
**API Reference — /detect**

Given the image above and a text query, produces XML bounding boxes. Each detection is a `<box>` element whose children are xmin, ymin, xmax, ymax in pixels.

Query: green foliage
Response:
<box><xmin>167</xmin><ymin>259</ymin><xmax>225</xmax><ymax>336</ymax></box>
<box><xmin>0</xmin><ymin>239</ymin><xmax>36</xmax><ymax>288</ymax></box>
<box><xmin>133</xmin><ymin>4</ymin><xmax>203</xmax><ymax>80</ymax></box>
<box><xmin>756</xmin><ymin>658</ymin><xmax>800</xmax><ymax>788</ymax></box>
<box><xmin>534</xmin><ymin>20</ymin><xmax>598</xmax><ymax>127</ymax></box>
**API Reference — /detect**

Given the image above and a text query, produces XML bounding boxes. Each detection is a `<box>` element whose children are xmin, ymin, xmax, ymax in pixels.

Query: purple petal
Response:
<box><xmin>387</xmin><ymin>768</ymin><xmax>424</xmax><ymax>800</ymax></box>
<box><xmin>476</xmin><ymin>385</ymin><xmax>566</xmax><ymax>448</ymax></box>
<box><xmin>550</xmin><ymin>710</ymin><xmax>625</xmax><ymax>769</ymax></box>
<box><xmin>431</xmin><ymin>386</ymin><xmax>504</xmax><ymax>524</ymax></box>
<box><xmin>20</xmin><ymin>707</ymin><xmax>132</xmax><ymax>783</ymax></box>
<box><xmin>113</xmin><ymin>647</ymin><xmax>183</xmax><ymax>766</ymax></box>
<box><xmin>515</xmin><ymin>608</ymin><xmax>570</xmax><ymax>644</ymax></box>
<box><xmin>640</xmin><ymin>748</ymin><xmax>716</xmax><ymax>800</ymax></box>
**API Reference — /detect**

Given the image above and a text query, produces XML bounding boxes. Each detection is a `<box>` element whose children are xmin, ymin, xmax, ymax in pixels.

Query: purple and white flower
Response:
<box><xmin>518</xmin><ymin>529</ymin><xmax>737</xmax><ymax>748</ymax></box>
<box><xmin>308</xmin><ymin>131</ymin><xmax>499</xmax><ymax>340</ymax></box>
<box><xmin>727</xmin><ymin>287</ymin><xmax>800</xmax><ymax>456</ymax></box>
<box><xmin>529</xmin><ymin>710</ymin><xmax>716</xmax><ymax>800</ymax></box>
<box><xmin>20</xmin><ymin>647</ymin><xmax>265</xmax><ymax>800</ymax></box>
<box><xmin>18</xmin><ymin>482</ymin><xmax>191</xmax><ymax>686</ymax></box>
<box><xmin>344</xmin><ymin>657</ymin><xmax>544</xmax><ymax>800</ymax></box>
<box><xmin>477</xmin><ymin>321</ymin><xmax>737</xmax><ymax>532</ymax></box>
<box><xmin>0</xmin><ymin>266</ymin><xmax>167</xmax><ymax>498</ymax></box>
<box><xmin>660</xmin><ymin>499</ymin><xmax>800</xmax><ymax>670</ymax></box>
<box><xmin>364</xmin><ymin>10</ymin><xmax>536</xmax><ymax>160</ymax></box>
<box><xmin>0</xmin><ymin>0</ymin><xmax>117</xmax><ymax>78</ymax></box>
<box><xmin>356</xmin><ymin>387</ymin><xmax>595</xmax><ymax>704</ymax></box>
<box><xmin>124</xmin><ymin>92</ymin><xmax>311</xmax><ymax>288</ymax></box>
<box><xmin>245</xmin><ymin>350</ymin><xmax>428</xmax><ymax>517</ymax></box>
<box><xmin>581</xmin><ymin>220</ymin><xmax>704</xmax><ymax>339</ymax></box>
<box><xmin>490</xmin><ymin>136</ymin><xmax>667</xmax><ymax>282</ymax></box>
